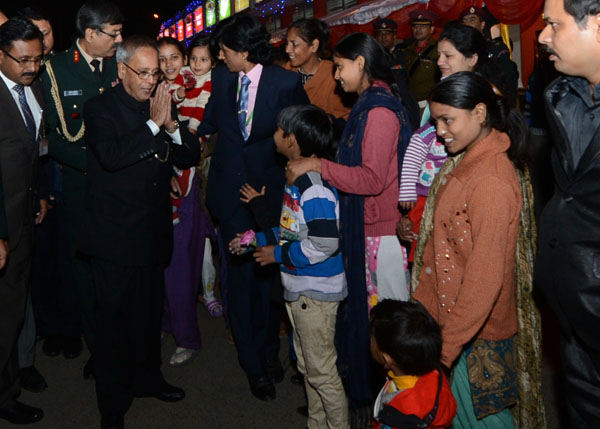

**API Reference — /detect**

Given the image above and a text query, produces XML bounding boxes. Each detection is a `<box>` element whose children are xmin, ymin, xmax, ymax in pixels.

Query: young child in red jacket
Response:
<box><xmin>370</xmin><ymin>300</ymin><xmax>457</xmax><ymax>428</ymax></box>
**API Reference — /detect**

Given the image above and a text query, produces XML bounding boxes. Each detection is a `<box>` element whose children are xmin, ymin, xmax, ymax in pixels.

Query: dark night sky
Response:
<box><xmin>3</xmin><ymin>1</ymin><xmax>189</xmax><ymax>51</ymax></box>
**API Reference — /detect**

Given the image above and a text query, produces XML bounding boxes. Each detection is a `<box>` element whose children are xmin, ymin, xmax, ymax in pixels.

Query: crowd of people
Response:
<box><xmin>0</xmin><ymin>0</ymin><xmax>599</xmax><ymax>428</ymax></box>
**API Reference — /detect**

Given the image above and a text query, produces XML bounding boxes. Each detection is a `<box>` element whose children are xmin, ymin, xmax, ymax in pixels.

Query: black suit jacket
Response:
<box><xmin>197</xmin><ymin>64</ymin><xmax>309</xmax><ymax>227</ymax></box>
<box><xmin>79</xmin><ymin>84</ymin><xmax>200</xmax><ymax>266</ymax></box>
<box><xmin>0</xmin><ymin>78</ymin><xmax>44</xmax><ymax>248</ymax></box>
<box><xmin>536</xmin><ymin>76</ymin><xmax>600</xmax><ymax>353</ymax></box>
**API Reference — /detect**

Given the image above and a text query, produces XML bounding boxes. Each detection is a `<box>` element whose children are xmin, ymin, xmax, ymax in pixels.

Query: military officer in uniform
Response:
<box><xmin>459</xmin><ymin>6</ymin><xmax>519</xmax><ymax>101</ymax></box>
<box><xmin>40</xmin><ymin>0</ymin><xmax>123</xmax><ymax>375</ymax></box>
<box><xmin>401</xmin><ymin>9</ymin><xmax>439</xmax><ymax>109</ymax></box>
<box><xmin>373</xmin><ymin>18</ymin><xmax>404</xmax><ymax>66</ymax></box>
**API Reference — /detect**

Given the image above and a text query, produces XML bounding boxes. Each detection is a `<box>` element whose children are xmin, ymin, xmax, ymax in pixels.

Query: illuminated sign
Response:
<box><xmin>194</xmin><ymin>7</ymin><xmax>204</xmax><ymax>33</ymax></box>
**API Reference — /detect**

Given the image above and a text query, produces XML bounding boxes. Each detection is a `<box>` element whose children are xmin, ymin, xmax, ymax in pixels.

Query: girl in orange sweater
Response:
<box><xmin>413</xmin><ymin>72</ymin><xmax>536</xmax><ymax>428</ymax></box>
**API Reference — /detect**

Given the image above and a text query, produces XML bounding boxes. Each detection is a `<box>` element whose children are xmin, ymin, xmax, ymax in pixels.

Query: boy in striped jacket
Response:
<box><xmin>230</xmin><ymin>105</ymin><xmax>348</xmax><ymax>428</ymax></box>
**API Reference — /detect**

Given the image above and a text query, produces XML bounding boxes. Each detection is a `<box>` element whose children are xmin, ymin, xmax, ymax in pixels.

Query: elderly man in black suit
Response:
<box><xmin>80</xmin><ymin>35</ymin><xmax>199</xmax><ymax>429</ymax></box>
<box><xmin>0</xmin><ymin>17</ymin><xmax>46</xmax><ymax>425</ymax></box>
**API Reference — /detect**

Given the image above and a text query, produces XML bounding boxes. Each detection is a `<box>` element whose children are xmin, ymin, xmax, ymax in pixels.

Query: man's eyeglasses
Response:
<box><xmin>97</xmin><ymin>28</ymin><xmax>123</xmax><ymax>39</ymax></box>
<box><xmin>1</xmin><ymin>49</ymin><xmax>44</xmax><ymax>67</ymax></box>
<box><xmin>123</xmin><ymin>62</ymin><xmax>162</xmax><ymax>81</ymax></box>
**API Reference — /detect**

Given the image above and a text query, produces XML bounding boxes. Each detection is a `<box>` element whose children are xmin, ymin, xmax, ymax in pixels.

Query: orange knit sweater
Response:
<box><xmin>413</xmin><ymin>130</ymin><xmax>521</xmax><ymax>367</ymax></box>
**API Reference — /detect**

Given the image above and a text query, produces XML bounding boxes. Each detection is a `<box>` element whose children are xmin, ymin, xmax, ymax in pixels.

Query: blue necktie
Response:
<box><xmin>237</xmin><ymin>75</ymin><xmax>251</xmax><ymax>141</ymax></box>
<box><xmin>13</xmin><ymin>84</ymin><xmax>37</xmax><ymax>144</ymax></box>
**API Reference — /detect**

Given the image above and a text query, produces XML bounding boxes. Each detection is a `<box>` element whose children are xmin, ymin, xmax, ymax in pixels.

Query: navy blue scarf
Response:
<box><xmin>335</xmin><ymin>84</ymin><xmax>412</xmax><ymax>408</ymax></box>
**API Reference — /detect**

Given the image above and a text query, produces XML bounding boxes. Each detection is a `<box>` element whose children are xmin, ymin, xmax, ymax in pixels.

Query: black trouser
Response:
<box><xmin>31</xmin><ymin>200</ymin><xmax>81</xmax><ymax>338</ymax></box>
<box><xmin>219</xmin><ymin>210</ymin><xmax>282</xmax><ymax>378</ymax></box>
<box><xmin>562</xmin><ymin>334</ymin><xmax>600</xmax><ymax>428</ymax></box>
<box><xmin>90</xmin><ymin>258</ymin><xmax>165</xmax><ymax>418</ymax></box>
<box><xmin>0</xmin><ymin>225</ymin><xmax>33</xmax><ymax>406</ymax></box>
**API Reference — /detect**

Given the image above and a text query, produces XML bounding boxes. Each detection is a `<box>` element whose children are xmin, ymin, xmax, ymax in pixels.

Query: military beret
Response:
<box><xmin>459</xmin><ymin>6</ymin><xmax>486</xmax><ymax>21</ymax></box>
<box><xmin>409</xmin><ymin>9</ymin><xmax>438</xmax><ymax>25</ymax></box>
<box><xmin>374</xmin><ymin>19</ymin><xmax>398</xmax><ymax>32</ymax></box>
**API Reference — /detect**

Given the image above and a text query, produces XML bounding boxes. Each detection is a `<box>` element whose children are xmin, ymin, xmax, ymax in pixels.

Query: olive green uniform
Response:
<box><xmin>402</xmin><ymin>38</ymin><xmax>438</xmax><ymax>103</ymax></box>
<box><xmin>41</xmin><ymin>44</ymin><xmax>119</xmax><ymax>354</ymax></box>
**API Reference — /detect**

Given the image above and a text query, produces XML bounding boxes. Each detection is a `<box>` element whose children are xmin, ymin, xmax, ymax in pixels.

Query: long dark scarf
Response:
<box><xmin>335</xmin><ymin>84</ymin><xmax>412</xmax><ymax>409</ymax></box>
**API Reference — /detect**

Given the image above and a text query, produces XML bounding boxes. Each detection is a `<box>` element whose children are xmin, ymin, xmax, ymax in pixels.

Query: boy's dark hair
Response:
<box><xmin>370</xmin><ymin>300</ymin><xmax>442</xmax><ymax>376</ymax></box>
<box><xmin>188</xmin><ymin>33</ymin><xmax>214</xmax><ymax>63</ymax></box>
<box><xmin>277</xmin><ymin>105</ymin><xmax>333</xmax><ymax>159</ymax></box>
<box><xmin>0</xmin><ymin>17</ymin><xmax>43</xmax><ymax>51</ymax></box>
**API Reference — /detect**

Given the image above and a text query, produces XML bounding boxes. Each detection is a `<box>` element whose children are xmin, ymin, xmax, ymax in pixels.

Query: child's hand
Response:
<box><xmin>176</xmin><ymin>86</ymin><xmax>186</xmax><ymax>100</ymax></box>
<box><xmin>188</xmin><ymin>127</ymin><xmax>197</xmax><ymax>135</ymax></box>
<box><xmin>396</xmin><ymin>216</ymin><xmax>417</xmax><ymax>242</ymax></box>
<box><xmin>399</xmin><ymin>201</ymin><xmax>416</xmax><ymax>211</ymax></box>
<box><xmin>228</xmin><ymin>234</ymin><xmax>246</xmax><ymax>255</ymax></box>
<box><xmin>254</xmin><ymin>245</ymin><xmax>276</xmax><ymax>266</ymax></box>
<box><xmin>240</xmin><ymin>184</ymin><xmax>266</xmax><ymax>203</ymax></box>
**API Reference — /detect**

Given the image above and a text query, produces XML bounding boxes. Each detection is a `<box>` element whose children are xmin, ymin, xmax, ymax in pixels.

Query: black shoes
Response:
<box><xmin>42</xmin><ymin>335</ymin><xmax>83</xmax><ymax>359</ymax></box>
<box><xmin>135</xmin><ymin>382</ymin><xmax>185</xmax><ymax>403</ymax></box>
<box><xmin>19</xmin><ymin>366</ymin><xmax>48</xmax><ymax>393</ymax></box>
<box><xmin>266</xmin><ymin>358</ymin><xmax>285</xmax><ymax>384</ymax></box>
<box><xmin>0</xmin><ymin>399</ymin><xmax>43</xmax><ymax>424</ymax></box>
<box><xmin>63</xmin><ymin>336</ymin><xmax>83</xmax><ymax>359</ymax></box>
<box><xmin>42</xmin><ymin>336</ymin><xmax>62</xmax><ymax>357</ymax></box>
<box><xmin>248</xmin><ymin>375</ymin><xmax>276</xmax><ymax>402</ymax></box>
<box><xmin>101</xmin><ymin>414</ymin><xmax>124</xmax><ymax>429</ymax></box>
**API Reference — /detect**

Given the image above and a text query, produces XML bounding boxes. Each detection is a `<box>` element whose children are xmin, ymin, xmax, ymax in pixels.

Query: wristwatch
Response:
<box><xmin>166</xmin><ymin>120</ymin><xmax>179</xmax><ymax>134</ymax></box>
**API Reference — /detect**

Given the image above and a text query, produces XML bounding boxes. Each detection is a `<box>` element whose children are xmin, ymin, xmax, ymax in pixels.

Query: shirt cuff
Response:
<box><xmin>146</xmin><ymin>120</ymin><xmax>160</xmax><ymax>136</ymax></box>
<box><xmin>167</xmin><ymin>128</ymin><xmax>183</xmax><ymax>145</ymax></box>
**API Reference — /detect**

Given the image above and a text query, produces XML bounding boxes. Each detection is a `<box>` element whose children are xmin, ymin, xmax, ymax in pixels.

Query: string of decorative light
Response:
<box><xmin>159</xmin><ymin>0</ymin><xmax>314</xmax><ymax>36</ymax></box>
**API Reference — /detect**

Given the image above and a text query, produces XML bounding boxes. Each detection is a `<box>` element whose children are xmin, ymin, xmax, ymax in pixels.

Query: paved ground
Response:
<box><xmin>9</xmin><ymin>303</ymin><xmax>566</xmax><ymax>428</ymax></box>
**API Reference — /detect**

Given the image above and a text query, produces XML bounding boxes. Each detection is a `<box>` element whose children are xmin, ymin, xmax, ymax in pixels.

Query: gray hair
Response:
<box><xmin>564</xmin><ymin>0</ymin><xmax>600</xmax><ymax>28</ymax></box>
<box><xmin>116</xmin><ymin>35</ymin><xmax>158</xmax><ymax>63</ymax></box>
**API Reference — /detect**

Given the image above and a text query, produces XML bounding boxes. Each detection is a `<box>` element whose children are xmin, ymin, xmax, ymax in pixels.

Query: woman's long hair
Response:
<box><xmin>430</xmin><ymin>72</ymin><xmax>528</xmax><ymax>167</ymax></box>
<box><xmin>439</xmin><ymin>22</ymin><xmax>515</xmax><ymax>105</ymax></box>
<box><xmin>333</xmin><ymin>32</ymin><xmax>400</xmax><ymax>97</ymax></box>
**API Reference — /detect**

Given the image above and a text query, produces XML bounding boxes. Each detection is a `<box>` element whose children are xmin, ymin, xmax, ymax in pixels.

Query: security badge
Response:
<box><xmin>73</xmin><ymin>50</ymin><xmax>80</xmax><ymax>63</ymax></box>
<box><xmin>381</xmin><ymin>22</ymin><xmax>388</xmax><ymax>28</ymax></box>
<box><xmin>470</xmin><ymin>7</ymin><xmax>476</xmax><ymax>13</ymax></box>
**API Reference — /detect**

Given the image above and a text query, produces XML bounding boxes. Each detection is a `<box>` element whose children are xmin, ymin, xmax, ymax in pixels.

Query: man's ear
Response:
<box><xmin>117</xmin><ymin>62</ymin><xmax>126</xmax><ymax>80</ymax></box>
<box><xmin>84</xmin><ymin>27</ymin><xmax>96</xmax><ymax>43</ymax></box>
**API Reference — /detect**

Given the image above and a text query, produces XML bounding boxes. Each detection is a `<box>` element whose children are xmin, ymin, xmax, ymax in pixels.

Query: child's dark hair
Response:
<box><xmin>188</xmin><ymin>33</ymin><xmax>215</xmax><ymax>63</ymax></box>
<box><xmin>288</xmin><ymin>18</ymin><xmax>330</xmax><ymax>55</ymax></box>
<box><xmin>334</xmin><ymin>32</ymin><xmax>400</xmax><ymax>98</ymax></box>
<box><xmin>430</xmin><ymin>72</ymin><xmax>528</xmax><ymax>168</ymax></box>
<box><xmin>277</xmin><ymin>105</ymin><xmax>333</xmax><ymax>159</ymax></box>
<box><xmin>370</xmin><ymin>300</ymin><xmax>442</xmax><ymax>376</ymax></box>
<box><xmin>220</xmin><ymin>14</ymin><xmax>271</xmax><ymax>64</ymax></box>
<box><xmin>157</xmin><ymin>37</ymin><xmax>186</xmax><ymax>58</ymax></box>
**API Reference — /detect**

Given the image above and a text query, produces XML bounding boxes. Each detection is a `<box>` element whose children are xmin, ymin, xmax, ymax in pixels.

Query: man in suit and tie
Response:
<box><xmin>80</xmin><ymin>35</ymin><xmax>199</xmax><ymax>429</ymax></box>
<box><xmin>41</xmin><ymin>0</ymin><xmax>123</xmax><ymax>370</ymax></box>
<box><xmin>198</xmin><ymin>14</ymin><xmax>309</xmax><ymax>401</ymax></box>
<box><xmin>0</xmin><ymin>17</ymin><xmax>46</xmax><ymax>425</ymax></box>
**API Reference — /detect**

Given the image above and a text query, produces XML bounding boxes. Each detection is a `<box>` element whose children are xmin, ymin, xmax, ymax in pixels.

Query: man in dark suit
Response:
<box><xmin>40</xmin><ymin>0</ymin><xmax>123</xmax><ymax>365</ymax></box>
<box><xmin>0</xmin><ymin>17</ymin><xmax>46</xmax><ymax>425</ymax></box>
<box><xmin>80</xmin><ymin>35</ymin><xmax>199</xmax><ymax>429</ymax></box>
<box><xmin>536</xmin><ymin>0</ymin><xmax>600</xmax><ymax>426</ymax></box>
<box><xmin>197</xmin><ymin>14</ymin><xmax>309</xmax><ymax>401</ymax></box>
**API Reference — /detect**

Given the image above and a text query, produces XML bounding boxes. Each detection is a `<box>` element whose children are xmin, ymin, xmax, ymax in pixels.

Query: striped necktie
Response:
<box><xmin>237</xmin><ymin>75</ymin><xmax>251</xmax><ymax>141</ymax></box>
<box><xmin>13</xmin><ymin>84</ymin><xmax>37</xmax><ymax>143</ymax></box>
